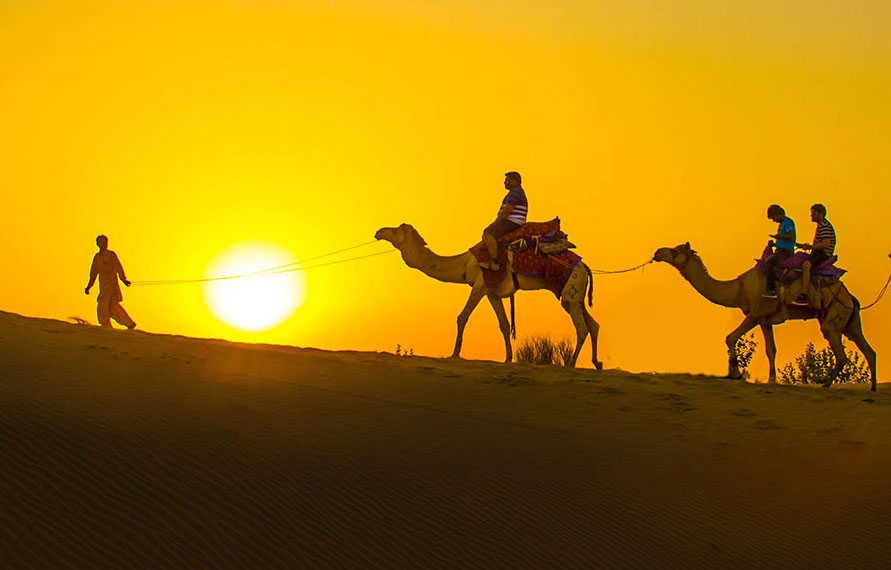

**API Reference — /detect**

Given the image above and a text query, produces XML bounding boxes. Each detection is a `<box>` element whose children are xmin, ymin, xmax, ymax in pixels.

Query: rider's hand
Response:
<box><xmin>122</xmin><ymin>279</ymin><xmax>131</xmax><ymax>287</ymax></box>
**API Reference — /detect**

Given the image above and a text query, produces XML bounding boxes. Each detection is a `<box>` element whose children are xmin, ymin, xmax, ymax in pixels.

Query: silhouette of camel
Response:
<box><xmin>655</xmin><ymin>242</ymin><xmax>877</xmax><ymax>390</ymax></box>
<box><xmin>376</xmin><ymin>223</ymin><xmax>602</xmax><ymax>367</ymax></box>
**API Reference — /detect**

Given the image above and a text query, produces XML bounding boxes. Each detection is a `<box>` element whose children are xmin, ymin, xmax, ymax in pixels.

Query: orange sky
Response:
<box><xmin>1</xmin><ymin>0</ymin><xmax>889</xmax><ymax>377</ymax></box>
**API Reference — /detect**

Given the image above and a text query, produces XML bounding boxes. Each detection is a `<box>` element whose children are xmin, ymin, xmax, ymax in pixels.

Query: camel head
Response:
<box><xmin>374</xmin><ymin>223</ymin><xmax>427</xmax><ymax>250</ymax></box>
<box><xmin>654</xmin><ymin>242</ymin><xmax>699</xmax><ymax>268</ymax></box>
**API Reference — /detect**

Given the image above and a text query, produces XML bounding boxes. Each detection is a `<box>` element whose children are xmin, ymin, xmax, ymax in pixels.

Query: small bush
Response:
<box><xmin>731</xmin><ymin>332</ymin><xmax>758</xmax><ymax>379</ymax></box>
<box><xmin>779</xmin><ymin>342</ymin><xmax>871</xmax><ymax>385</ymax></box>
<box><xmin>516</xmin><ymin>335</ymin><xmax>575</xmax><ymax>366</ymax></box>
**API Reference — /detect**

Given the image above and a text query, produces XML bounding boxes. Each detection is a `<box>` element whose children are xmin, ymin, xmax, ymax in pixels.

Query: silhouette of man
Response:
<box><xmin>764</xmin><ymin>204</ymin><xmax>795</xmax><ymax>298</ymax></box>
<box><xmin>85</xmin><ymin>235</ymin><xmax>136</xmax><ymax>329</ymax></box>
<box><xmin>481</xmin><ymin>171</ymin><xmax>527</xmax><ymax>270</ymax></box>
<box><xmin>794</xmin><ymin>203</ymin><xmax>836</xmax><ymax>305</ymax></box>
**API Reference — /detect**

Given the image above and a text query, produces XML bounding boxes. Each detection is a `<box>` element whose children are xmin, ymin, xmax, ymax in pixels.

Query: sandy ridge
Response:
<box><xmin>2</xmin><ymin>311</ymin><xmax>890</xmax><ymax>569</ymax></box>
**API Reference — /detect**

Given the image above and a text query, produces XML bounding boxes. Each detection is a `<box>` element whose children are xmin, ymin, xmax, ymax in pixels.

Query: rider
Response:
<box><xmin>793</xmin><ymin>203</ymin><xmax>836</xmax><ymax>305</ymax></box>
<box><xmin>481</xmin><ymin>171</ymin><xmax>527</xmax><ymax>270</ymax></box>
<box><xmin>763</xmin><ymin>204</ymin><xmax>795</xmax><ymax>298</ymax></box>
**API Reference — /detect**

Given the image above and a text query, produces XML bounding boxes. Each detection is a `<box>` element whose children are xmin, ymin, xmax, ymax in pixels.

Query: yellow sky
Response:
<box><xmin>1</xmin><ymin>0</ymin><xmax>889</xmax><ymax>377</ymax></box>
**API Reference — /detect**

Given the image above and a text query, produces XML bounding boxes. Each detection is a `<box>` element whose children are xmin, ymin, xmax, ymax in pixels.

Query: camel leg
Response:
<box><xmin>487</xmin><ymin>295</ymin><xmax>513</xmax><ymax>363</ymax></box>
<box><xmin>820</xmin><ymin>324</ymin><xmax>848</xmax><ymax>388</ymax></box>
<box><xmin>582</xmin><ymin>310</ymin><xmax>603</xmax><ymax>370</ymax></box>
<box><xmin>452</xmin><ymin>286</ymin><xmax>487</xmax><ymax>359</ymax></box>
<box><xmin>760</xmin><ymin>323</ymin><xmax>778</xmax><ymax>384</ymax></box>
<box><xmin>562</xmin><ymin>300</ymin><xmax>589</xmax><ymax>368</ymax></box>
<box><xmin>843</xmin><ymin>311</ymin><xmax>877</xmax><ymax>391</ymax></box>
<box><xmin>726</xmin><ymin>317</ymin><xmax>758</xmax><ymax>380</ymax></box>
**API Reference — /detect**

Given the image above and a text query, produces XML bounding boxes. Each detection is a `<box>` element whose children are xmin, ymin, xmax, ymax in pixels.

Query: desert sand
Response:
<box><xmin>1</xmin><ymin>309</ymin><xmax>889</xmax><ymax>569</ymax></box>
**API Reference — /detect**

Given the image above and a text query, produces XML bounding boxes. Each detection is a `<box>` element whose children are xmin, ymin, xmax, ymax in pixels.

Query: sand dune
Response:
<box><xmin>1</xmin><ymin>310</ymin><xmax>889</xmax><ymax>569</ymax></box>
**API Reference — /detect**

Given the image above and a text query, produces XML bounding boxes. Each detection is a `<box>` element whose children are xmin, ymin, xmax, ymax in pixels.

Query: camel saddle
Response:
<box><xmin>755</xmin><ymin>244</ymin><xmax>846</xmax><ymax>287</ymax></box>
<box><xmin>470</xmin><ymin>218</ymin><xmax>582</xmax><ymax>297</ymax></box>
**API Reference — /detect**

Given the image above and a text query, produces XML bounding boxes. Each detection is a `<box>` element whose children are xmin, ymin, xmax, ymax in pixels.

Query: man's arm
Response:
<box><xmin>770</xmin><ymin>229</ymin><xmax>795</xmax><ymax>242</ymax></box>
<box><xmin>496</xmin><ymin>203</ymin><xmax>515</xmax><ymax>221</ymax></box>
<box><xmin>811</xmin><ymin>237</ymin><xmax>832</xmax><ymax>251</ymax></box>
<box><xmin>114</xmin><ymin>252</ymin><xmax>131</xmax><ymax>287</ymax></box>
<box><xmin>85</xmin><ymin>256</ymin><xmax>98</xmax><ymax>294</ymax></box>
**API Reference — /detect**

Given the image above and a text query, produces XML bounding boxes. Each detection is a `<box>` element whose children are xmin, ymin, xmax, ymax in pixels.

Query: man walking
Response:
<box><xmin>85</xmin><ymin>235</ymin><xmax>136</xmax><ymax>329</ymax></box>
<box><xmin>481</xmin><ymin>171</ymin><xmax>527</xmax><ymax>270</ymax></box>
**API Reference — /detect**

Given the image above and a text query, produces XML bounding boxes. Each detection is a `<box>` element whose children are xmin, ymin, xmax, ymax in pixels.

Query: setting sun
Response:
<box><xmin>202</xmin><ymin>241</ymin><xmax>306</xmax><ymax>333</ymax></box>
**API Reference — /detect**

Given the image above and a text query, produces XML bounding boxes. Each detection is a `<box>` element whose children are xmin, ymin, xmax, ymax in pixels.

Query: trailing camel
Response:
<box><xmin>375</xmin><ymin>223</ymin><xmax>602</xmax><ymax>367</ymax></box>
<box><xmin>654</xmin><ymin>242</ymin><xmax>877</xmax><ymax>390</ymax></box>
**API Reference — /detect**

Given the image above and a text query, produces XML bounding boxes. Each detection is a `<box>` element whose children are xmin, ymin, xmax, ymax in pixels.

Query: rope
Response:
<box><xmin>862</xmin><ymin>271</ymin><xmax>891</xmax><ymax>310</ymax></box>
<box><xmin>132</xmin><ymin>242</ymin><xmax>393</xmax><ymax>286</ymax></box>
<box><xmin>589</xmin><ymin>259</ymin><xmax>653</xmax><ymax>275</ymax></box>
<box><xmin>827</xmin><ymin>269</ymin><xmax>891</xmax><ymax>311</ymax></box>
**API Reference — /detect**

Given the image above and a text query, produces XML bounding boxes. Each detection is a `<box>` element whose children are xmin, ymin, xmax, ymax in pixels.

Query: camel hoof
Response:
<box><xmin>594</xmin><ymin>361</ymin><xmax>603</xmax><ymax>370</ymax></box>
<box><xmin>821</xmin><ymin>381</ymin><xmax>833</xmax><ymax>388</ymax></box>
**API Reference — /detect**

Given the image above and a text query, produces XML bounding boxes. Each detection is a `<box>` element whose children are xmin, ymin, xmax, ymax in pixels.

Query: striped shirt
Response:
<box><xmin>814</xmin><ymin>219</ymin><xmax>836</xmax><ymax>254</ymax></box>
<box><xmin>499</xmin><ymin>186</ymin><xmax>528</xmax><ymax>225</ymax></box>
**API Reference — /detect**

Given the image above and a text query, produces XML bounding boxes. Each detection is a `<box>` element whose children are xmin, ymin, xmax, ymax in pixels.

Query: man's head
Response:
<box><xmin>767</xmin><ymin>204</ymin><xmax>785</xmax><ymax>223</ymax></box>
<box><xmin>810</xmin><ymin>203</ymin><xmax>827</xmax><ymax>222</ymax></box>
<box><xmin>504</xmin><ymin>171</ymin><xmax>522</xmax><ymax>189</ymax></box>
<box><xmin>96</xmin><ymin>235</ymin><xmax>108</xmax><ymax>251</ymax></box>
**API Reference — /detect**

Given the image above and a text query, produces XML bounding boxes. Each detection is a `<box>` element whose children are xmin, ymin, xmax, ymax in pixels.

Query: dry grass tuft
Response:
<box><xmin>516</xmin><ymin>335</ymin><xmax>574</xmax><ymax>366</ymax></box>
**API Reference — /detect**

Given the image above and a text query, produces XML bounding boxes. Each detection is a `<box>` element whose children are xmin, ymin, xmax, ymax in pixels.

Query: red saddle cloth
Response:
<box><xmin>469</xmin><ymin>219</ymin><xmax>582</xmax><ymax>297</ymax></box>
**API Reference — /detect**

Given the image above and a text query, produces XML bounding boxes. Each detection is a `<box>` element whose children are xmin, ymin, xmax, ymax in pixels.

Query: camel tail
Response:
<box><xmin>510</xmin><ymin>294</ymin><xmax>516</xmax><ymax>339</ymax></box>
<box><xmin>586</xmin><ymin>264</ymin><xmax>593</xmax><ymax>308</ymax></box>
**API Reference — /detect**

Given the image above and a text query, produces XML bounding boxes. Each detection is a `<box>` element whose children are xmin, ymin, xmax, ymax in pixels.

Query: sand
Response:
<box><xmin>1</xmin><ymin>310</ymin><xmax>890</xmax><ymax>569</ymax></box>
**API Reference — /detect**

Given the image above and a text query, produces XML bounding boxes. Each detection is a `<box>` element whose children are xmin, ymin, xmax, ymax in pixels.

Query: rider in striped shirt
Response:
<box><xmin>794</xmin><ymin>203</ymin><xmax>836</xmax><ymax>305</ymax></box>
<box><xmin>481</xmin><ymin>171</ymin><xmax>527</xmax><ymax>270</ymax></box>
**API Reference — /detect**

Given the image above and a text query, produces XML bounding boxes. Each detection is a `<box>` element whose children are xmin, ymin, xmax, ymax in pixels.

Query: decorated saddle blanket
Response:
<box><xmin>470</xmin><ymin>218</ymin><xmax>582</xmax><ymax>297</ymax></box>
<box><xmin>755</xmin><ymin>244</ymin><xmax>846</xmax><ymax>282</ymax></box>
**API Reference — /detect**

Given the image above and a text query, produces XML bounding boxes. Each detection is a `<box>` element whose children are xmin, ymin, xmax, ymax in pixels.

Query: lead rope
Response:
<box><xmin>131</xmin><ymin>241</ymin><xmax>393</xmax><ymax>286</ymax></box>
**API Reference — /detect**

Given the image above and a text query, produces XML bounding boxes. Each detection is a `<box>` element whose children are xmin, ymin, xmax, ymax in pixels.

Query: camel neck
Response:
<box><xmin>678</xmin><ymin>257</ymin><xmax>741</xmax><ymax>308</ymax></box>
<box><xmin>400</xmin><ymin>241</ymin><xmax>470</xmax><ymax>284</ymax></box>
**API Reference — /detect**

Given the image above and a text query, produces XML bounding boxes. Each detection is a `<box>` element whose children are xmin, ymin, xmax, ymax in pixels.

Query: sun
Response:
<box><xmin>203</xmin><ymin>241</ymin><xmax>306</xmax><ymax>332</ymax></box>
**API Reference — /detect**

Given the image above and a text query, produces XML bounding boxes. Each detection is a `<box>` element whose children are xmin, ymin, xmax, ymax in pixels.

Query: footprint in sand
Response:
<box><xmin>732</xmin><ymin>408</ymin><xmax>756</xmax><ymax>417</ymax></box>
<box><xmin>496</xmin><ymin>375</ymin><xmax>529</xmax><ymax>386</ymax></box>
<box><xmin>752</xmin><ymin>419</ymin><xmax>786</xmax><ymax>430</ymax></box>
<box><xmin>598</xmin><ymin>386</ymin><xmax>626</xmax><ymax>396</ymax></box>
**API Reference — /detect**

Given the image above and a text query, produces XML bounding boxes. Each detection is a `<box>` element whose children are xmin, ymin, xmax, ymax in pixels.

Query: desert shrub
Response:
<box><xmin>779</xmin><ymin>342</ymin><xmax>871</xmax><ymax>385</ymax></box>
<box><xmin>516</xmin><ymin>335</ymin><xmax>574</xmax><ymax>366</ymax></box>
<box><xmin>731</xmin><ymin>332</ymin><xmax>758</xmax><ymax>379</ymax></box>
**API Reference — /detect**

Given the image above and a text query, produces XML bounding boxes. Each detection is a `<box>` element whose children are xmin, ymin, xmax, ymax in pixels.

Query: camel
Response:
<box><xmin>375</xmin><ymin>223</ymin><xmax>602</xmax><ymax>367</ymax></box>
<box><xmin>654</xmin><ymin>243</ymin><xmax>877</xmax><ymax>390</ymax></box>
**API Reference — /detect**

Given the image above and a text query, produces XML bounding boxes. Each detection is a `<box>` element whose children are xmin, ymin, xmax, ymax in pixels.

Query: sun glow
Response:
<box><xmin>203</xmin><ymin>242</ymin><xmax>306</xmax><ymax>332</ymax></box>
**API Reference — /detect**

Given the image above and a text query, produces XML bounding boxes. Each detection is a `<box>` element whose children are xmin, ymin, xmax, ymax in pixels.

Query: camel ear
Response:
<box><xmin>684</xmin><ymin>242</ymin><xmax>691</xmax><ymax>249</ymax></box>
